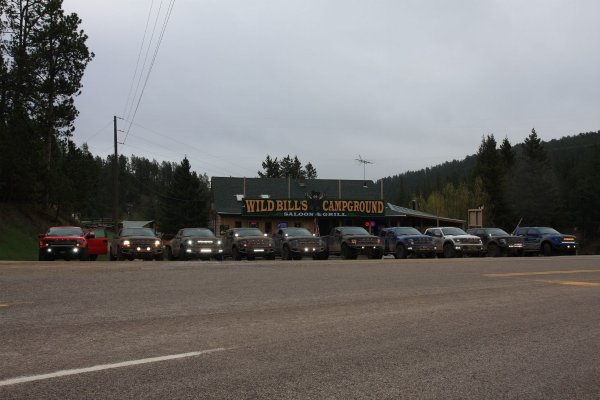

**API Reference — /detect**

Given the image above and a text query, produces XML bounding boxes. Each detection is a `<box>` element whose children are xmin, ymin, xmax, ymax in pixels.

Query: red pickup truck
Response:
<box><xmin>38</xmin><ymin>226</ymin><xmax>108</xmax><ymax>261</ymax></box>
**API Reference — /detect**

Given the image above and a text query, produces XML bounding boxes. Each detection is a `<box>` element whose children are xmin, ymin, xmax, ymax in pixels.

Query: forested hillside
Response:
<box><xmin>381</xmin><ymin>130</ymin><xmax>600</xmax><ymax>241</ymax></box>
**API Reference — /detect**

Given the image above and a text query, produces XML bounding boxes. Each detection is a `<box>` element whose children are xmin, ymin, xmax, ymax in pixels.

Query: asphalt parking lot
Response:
<box><xmin>1</xmin><ymin>256</ymin><xmax>599</xmax><ymax>399</ymax></box>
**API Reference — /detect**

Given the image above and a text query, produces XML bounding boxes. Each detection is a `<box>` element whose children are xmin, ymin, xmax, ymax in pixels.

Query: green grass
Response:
<box><xmin>0</xmin><ymin>224</ymin><xmax>38</xmax><ymax>260</ymax></box>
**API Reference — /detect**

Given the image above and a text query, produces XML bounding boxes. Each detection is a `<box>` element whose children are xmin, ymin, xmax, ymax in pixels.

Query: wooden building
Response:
<box><xmin>210</xmin><ymin>177</ymin><xmax>463</xmax><ymax>236</ymax></box>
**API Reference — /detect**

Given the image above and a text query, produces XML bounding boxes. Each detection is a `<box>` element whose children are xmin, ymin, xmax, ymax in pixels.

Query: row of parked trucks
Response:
<box><xmin>38</xmin><ymin>224</ymin><xmax>579</xmax><ymax>261</ymax></box>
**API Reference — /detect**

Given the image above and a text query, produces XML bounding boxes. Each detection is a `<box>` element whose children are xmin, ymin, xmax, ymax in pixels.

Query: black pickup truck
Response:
<box><xmin>323</xmin><ymin>226</ymin><xmax>383</xmax><ymax>260</ymax></box>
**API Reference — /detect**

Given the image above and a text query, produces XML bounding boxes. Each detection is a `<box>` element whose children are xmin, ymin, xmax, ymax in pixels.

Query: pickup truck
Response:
<box><xmin>513</xmin><ymin>226</ymin><xmax>578</xmax><ymax>256</ymax></box>
<box><xmin>323</xmin><ymin>226</ymin><xmax>383</xmax><ymax>260</ymax></box>
<box><xmin>379</xmin><ymin>227</ymin><xmax>436</xmax><ymax>259</ymax></box>
<box><xmin>424</xmin><ymin>226</ymin><xmax>483</xmax><ymax>258</ymax></box>
<box><xmin>109</xmin><ymin>227</ymin><xmax>164</xmax><ymax>261</ymax></box>
<box><xmin>222</xmin><ymin>227</ymin><xmax>275</xmax><ymax>260</ymax></box>
<box><xmin>38</xmin><ymin>226</ymin><xmax>108</xmax><ymax>261</ymax></box>
<box><xmin>165</xmin><ymin>227</ymin><xmax>223</xmax><ymax>260</ymax></box>
<box><xmin>272</xmin><ymin>227</ymin><xmax>327</xmax><ymax>260</ymax></box>
<box><xmin>467</xmin><ymin>227</ymin><xmax>524</xmax><ymax>257</ymax></box>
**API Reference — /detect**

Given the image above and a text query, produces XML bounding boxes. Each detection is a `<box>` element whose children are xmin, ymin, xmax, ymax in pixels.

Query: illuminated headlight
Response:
<box><xmin>76</xmin><ymin>240</ymin><xmax>83</xmax><ymax>247</ymax></box>
<box><xmin>123</xmin><ymin>240</ymin><xmax>131</xmax><ymax>247</ymax></box>
<box><xmin>376</xmin><ymin>239</ymin><xmax>381</xmax><ymax>244</ymax></box>
<box><xmin>72</xmin><ymin>248</ymin><xmax>79</xmax><ymax>253</ymax></box>
<box><xmin>217</xmin><ymin>240</ymin><xmax>222</xmax><ymax>245</ymax></box>
<box><xmin>154</xmin><ymin>240</ymin><xmax>162</xmax><ymax>248</ymax></box>
<box><xmin>455</xmin><ymin>239</ymin><xmax>462</xmax><ymax>243</ymax></box>
<box><xmin>239</xmin><ymin>240</ymin><xmax>248</xmax><ymax>247</ymax></box>
<box><xmin>187</xmin><ymin>240</ymin><xmax>193</xmax><ymax>245</ymax></box>
<box><xmin>351</xmin><ymin>239</ymin><xmax>357</xmax><ymax>244</ymax></box>
<box><xmin>408</xmin><ymin>239</ymin><xmax>415</xmax><ymax>245</ymax></box>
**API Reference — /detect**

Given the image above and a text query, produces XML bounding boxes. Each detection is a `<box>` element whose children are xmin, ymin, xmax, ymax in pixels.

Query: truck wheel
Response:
<box><xmin>396</xmin><ymin>244</ymin><xmax>407</xmax><ymax>259</ymax></box>
<box><xmin>117</xmin><ymin>248</ymin><xmax>125</xmax><ymax>261</ymax></box>
<box><xmin>179</xmin><ymin>247</ymin><xmax>188</xmax><ymax>261</ymax></box>
<box><xmin>341</xmin><ymin>244</ymin><xmax>356</xmax><ymax>260</ymax></box>
<box><xmin>109</xmin><ymin>249</ymin><xmax>116</xmax><ymax>261</ymax></box>
<box><xmin>79</xmin><ymin>248</ymin><xmax>89</xmax><ymax>261</ymax></box>
<box><xmin>155</xmin><ymin>254</ymin><xmax>164</xmax><ymax>261</ymax></box>
<box><xmin>541</xmin><ymin>242</ymin><xmax>553</xmax><ymax>256</ymax></box>
<box><xmin>89</xmin><ymin>255</ymin><xmax>98</xmax><ymax>261</ymax></box>
<box><xmin>232</xmin><ymin>246</ymin><xmax>242</xmax><ymax>261</ymax></box>
<box><xmin>282</xmin><ymin>246</ymin><xmax>292</xmax><ymax>260</ymax></box>
<box><xmin>487</xmin><ymin>243</ymin><xmax>500</xmax><ymax>257</ymax></box>
<box><xmin>443</xmin><ymin>243</ymin><xmax>456</xmax><ymax>258</ymax></box>
<box><xmin>38</xmin><ymin>249</ymin><xmax>48</xmax><ymax>261</ymax></box>
<box><xmin>166</xmin><ymin>246</ymin><xmax>174</xmax><ymax>260</ymax></box>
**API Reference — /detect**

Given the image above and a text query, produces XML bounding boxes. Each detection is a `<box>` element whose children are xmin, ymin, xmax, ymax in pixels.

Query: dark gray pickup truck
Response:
<box><xmin>323</xmin><ymin>226</ymin><xmax>383</xmax><ymax>260</ymax></box>
<box><xmin>273</xmin><ymin>227</ymin><xmax>327</xmax><ymax>260</ymax></box>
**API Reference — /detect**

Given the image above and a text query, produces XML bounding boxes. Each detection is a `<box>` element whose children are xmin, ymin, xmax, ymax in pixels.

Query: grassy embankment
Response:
<box><xmin>0</xmin><ymin>203</ymin><xmax>111</xmax><ymax>261</ymax></box>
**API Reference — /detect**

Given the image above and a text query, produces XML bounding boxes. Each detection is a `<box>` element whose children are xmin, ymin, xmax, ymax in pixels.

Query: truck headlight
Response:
<box><xmin>154</xmin><ymin>240</ymin><xmax>162</xmax><ymax>248</ymax></box>
<box><xmin>123</xmin><ymin>240</ymin><xmax>131</xmax><ymax>247</ymax></box>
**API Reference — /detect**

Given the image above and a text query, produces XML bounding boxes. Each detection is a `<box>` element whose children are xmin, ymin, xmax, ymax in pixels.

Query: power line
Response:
<box><xmin>124</xmin><ymin>0</ymin><xmax>176</xmax><ymax>143</ymax></box>
<box><xmin>122</xmin><ymin>0</ymin><xmax>156</xmax><ymax>119</ymax></box>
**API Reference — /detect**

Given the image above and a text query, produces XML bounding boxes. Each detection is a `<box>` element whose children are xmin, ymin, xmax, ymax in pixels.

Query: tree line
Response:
<box><xmin>0</xmin><ymin>1</ymin><xmax>210</xmax><ymax>234</ymax></box>
<box><xmin>381</xmin><ymin>129</ymin><xmax>600</xmax><ymax>241</ymax></box>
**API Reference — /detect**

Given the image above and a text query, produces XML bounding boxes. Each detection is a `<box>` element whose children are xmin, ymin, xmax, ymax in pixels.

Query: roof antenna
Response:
<box><xmin>355</xmin><ymin>155</ymin><xmax>373</xmax><ymax>187</ymax></box>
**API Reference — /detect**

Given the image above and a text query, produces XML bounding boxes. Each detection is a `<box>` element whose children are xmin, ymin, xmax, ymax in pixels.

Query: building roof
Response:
<box><xmin>212</xmin><ymin>177</ymin><xmax>382</xmax><ymax>214</ymax></box>
<box><xmin>385</xmin><ymin>203</ymin><xmax>464</xmax><ymax>224</ymax></box>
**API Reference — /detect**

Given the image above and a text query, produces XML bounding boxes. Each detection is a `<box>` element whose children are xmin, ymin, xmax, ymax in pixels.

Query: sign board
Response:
<box><xmin>242</xmin><ymin>199</ymin><xmax>385</xmax><ymax>218</ymax></box>
<box><xmin>468</xmin><ymin>209</ymin><xmax>483</xmax><ymax>228</ymax></box>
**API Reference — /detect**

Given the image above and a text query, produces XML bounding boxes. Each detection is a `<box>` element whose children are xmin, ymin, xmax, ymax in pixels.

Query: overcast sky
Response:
<box><xmin>62</xmin><ymin>0</ymin><xmax>600</xmax><ymax>180</ymax></box>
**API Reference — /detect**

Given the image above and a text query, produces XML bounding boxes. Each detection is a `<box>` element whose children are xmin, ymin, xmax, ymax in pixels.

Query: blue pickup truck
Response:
<box><xmin>379</xmin><ymin>227</ymin><xmax>436</xmax><ymax>259</ymax></box>
<box><xmin>513</xmin><ymin>227</ymin><xmax>578</xmax><ymax>256</ymax></box>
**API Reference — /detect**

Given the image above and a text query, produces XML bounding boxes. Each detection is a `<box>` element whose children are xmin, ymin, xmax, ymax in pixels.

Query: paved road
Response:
<box><xmin>1</xmin><ymin>256</ymin><xmax>599</xmax><ymax>399</ymax></box>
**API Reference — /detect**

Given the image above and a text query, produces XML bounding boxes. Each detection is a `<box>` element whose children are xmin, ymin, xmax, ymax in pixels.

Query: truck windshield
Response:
<box><xmin>283</xmin><ymin>228</ymin><xmax>312</xmax><ymax>237</ymax></box>
<box><xmin>340</xmin><ymin>227</ymin><xmax>370</xmax><ymax>235</ymax></box>
<box><xmin>486</xmin><ymin>228</ymin><xmax>509</xmax><ymax>236</ymax></box>
<box><xmin>235</xmin><ymin>228</ymin><xmax>264</xmax><ymax>237</ymax></box>
<box><xmin>391</xmin><ymin>227</ymin><xmax>421</xmax><ymax>236</ymax></box>
<box><xmin>47</xmin><ymin>227</ymin><xmax>83</xmax><ymax>236</ymax></box>
<box><xmin>441</xmin><ymin>227</ymin><xmax>468</xmax><ymax>236</ymax></box>
<box><xmin>121</xmin><ymin>228</ymin><xmax>156</xmax><ymax>237</ymax></box>
<box><xmin>538</xmin><ymin>227</ymin><xmax>560</xmax><ymax>235</ymax></box>
<box><xmin>182</xmin><ymin>228</ymin><xmax>215</xmax><ymax>237</ymax></box>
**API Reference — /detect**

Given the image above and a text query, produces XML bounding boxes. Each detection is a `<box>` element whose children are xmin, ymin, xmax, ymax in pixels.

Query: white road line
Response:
<box><xmin>0</xmin><ymin>348</ymin><xmax>228</xmax><ymax>387</ymax></box>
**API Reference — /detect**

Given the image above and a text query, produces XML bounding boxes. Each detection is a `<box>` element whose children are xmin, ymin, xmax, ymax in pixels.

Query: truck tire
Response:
<box><xmin>396</xmin><ymin>244</ymin><xmax>407</xmax><ymax>259</ymax></box>
<box><xmin>89</xmin><ymin>254</ymin><xmax>98</xmax><ymax>261</ymax></box>
<box><xmin>166</xmin><ymin>246</ymin><xmax>174</xmax><ymax>260</ymax></box>
<box><xmin>341</xmin><ymin>244</ymin><xmax>356</xmax><ymax>260</ymax></box>
<box><xmin>179</xmin><ymin>247</ymin><xmax>188</xmax><ymax>261</ymax></box>
<box><xmin>541</xmin><ymin>242</ymin><xmax>553</xmax><ymax>256</ymax></box>
<box><xmin>232</xmin><ymin>246</ymin><xmax>242</xmax><ymax>261</ymax></box>
<box><xmin>117</xmin><ymin>248</ymin><xmax>125</xmax><ymax>261</ymax></box>
<box><xmin>487</xmin><ymin>243</ymin><xmax>500</xmax><ymax>257</ymax></box>
<box><xmin>282</xmin><ymin>245</ymin><xmax>292</xmax><ymax>260</ymax></box>
<box><xmin>79</xmin><ymin>248</ymin><xmax>89</xmax><ymax>261</ymax></box>
<box><xmin>38</xmin><ymin>249</ymin><xmax>48</xmax><ymax>261</ymax></box>
<box><xmin>443</xmin><ymin>243</ymin><xmax>456</xmax><ymax>258</ymax></box>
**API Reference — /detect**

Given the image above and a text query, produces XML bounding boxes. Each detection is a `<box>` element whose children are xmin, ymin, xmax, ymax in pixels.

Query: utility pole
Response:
<box><xmin>113</xmin><ymin>116</ymin><xmax>119</xmax><ymax>232</ymax></box>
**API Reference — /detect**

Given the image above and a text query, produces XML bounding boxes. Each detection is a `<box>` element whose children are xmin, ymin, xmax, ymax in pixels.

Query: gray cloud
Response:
<box><xmin>65</xmin><ymin>0</ymin><xmax>600</xmax><ymax>180</ymax></box>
